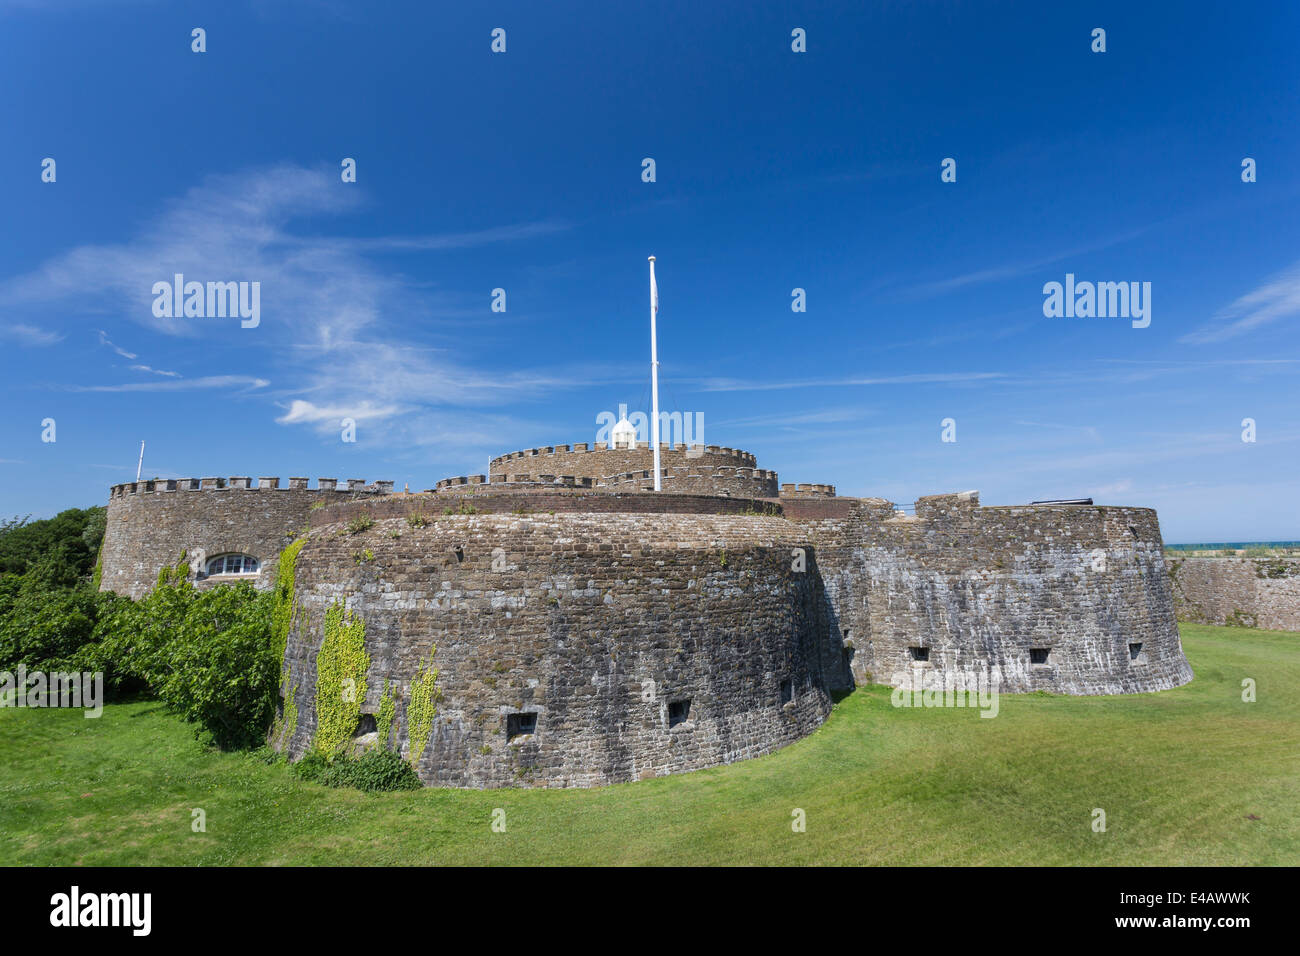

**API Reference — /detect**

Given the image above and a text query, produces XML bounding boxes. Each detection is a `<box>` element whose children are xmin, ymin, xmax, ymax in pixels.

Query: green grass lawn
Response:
<box><xmin>1</xmin><ymin>623</ymin><xmax>1296</xmax><ymax>866</ymax></box>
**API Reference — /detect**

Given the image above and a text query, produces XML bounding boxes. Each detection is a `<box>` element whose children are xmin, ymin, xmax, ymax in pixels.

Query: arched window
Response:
<box><xmin>205</xmin><ymin>554</ymin><xmax>260</xmax><ymax>577</ymax></box>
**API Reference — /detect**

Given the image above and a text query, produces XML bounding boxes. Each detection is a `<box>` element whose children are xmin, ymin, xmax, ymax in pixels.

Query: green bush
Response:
<box><xmin>84</xmin><ymin>565</ymin><xmax>278</xmax><ymax>749</ymax></box>
<box><xmin>0</xmin><ymin>507</ymin><xmax>105</xmax><ymax>579</ymax></box>
<box><xmin>152</xmin><ymin>583</ymin><xmax>278</xmax><ymax>750</ymax></box>
<box><xmin>322</xmin><ymin>748</ymin><xmax>421</xmax><ymax>792</ymax></box>
<box><xmin>289</xmin><ymin>748</ymin><xmax>332</xmax><ymax>782</ymax></box>
<box><xmin>289</xmin><ymin>747</ymin><xmax>421</xmax><ymax>792</ymax></box>
<box><xmin>0</xmin><ymin>510</ymin><xmax>282</xmax><ymax>751</ymax></box>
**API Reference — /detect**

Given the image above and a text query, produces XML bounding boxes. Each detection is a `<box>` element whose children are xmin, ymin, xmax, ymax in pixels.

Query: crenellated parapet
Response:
<box><xmin>100</xmin><ymin>475</ymin><xmax>393</xmax><ymax>599</ymax></box>
<box><xmin>490</xmin><ymin>442</ymin><xmax>758</xmax><ymax>470</ymax></box>
<box><xmin>780</xmin><ymin>483</ymin><xmax>837</xmax><ymax>498</ymax></box>
<box><xmin>433</xmin><ymin>474</ymin><xmax>597</xmax><ymax>491</ymax></box>
<box><xmin>597</xmin><ymin>465</ymin><xmax>779</xmax><ymax>498</ymax></box>
<box><xmin>109</xmin><ymin>477</ymin><xmax>394</xmax><ymax>497</ymax></box>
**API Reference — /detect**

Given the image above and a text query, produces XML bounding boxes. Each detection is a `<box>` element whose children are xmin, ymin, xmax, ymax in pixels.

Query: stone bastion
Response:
<box><xmin>783</xmin><ymin>492</ymin><xmax>1193</xmax><ymax>696</ymax></box>
<box><xmin>487</xmin><ymin>441</ymin><xmax>778</xmax><ymax>498</ymax></box>
<box><xmin>279</xmin><ymin>487</ymin><xmax>842</xmax><ymax>788</ymax></box>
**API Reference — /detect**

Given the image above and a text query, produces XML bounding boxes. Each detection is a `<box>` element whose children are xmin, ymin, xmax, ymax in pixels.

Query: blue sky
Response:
<box><xmin>1</xmin><ymin>0</ymin><xmax>1297</xmax><ymax>542</ymax></box>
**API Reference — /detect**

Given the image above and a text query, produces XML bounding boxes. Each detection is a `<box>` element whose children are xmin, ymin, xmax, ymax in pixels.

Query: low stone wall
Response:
<box><xmin>1167</xmin><ymin>556</ymin><xmax>1300</xmax><ymax>631</ymax></box>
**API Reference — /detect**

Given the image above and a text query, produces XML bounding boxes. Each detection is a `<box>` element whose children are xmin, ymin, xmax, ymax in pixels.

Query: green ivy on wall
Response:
<box><xmin>314</xmin><ymin>601</ymin><xmax>369</xmax><ymax>758</ymax></box>
<box><xmin>276</xmin><ymin>679</ymin><xmax>299</xmax><ymax>749</ymax></box>
<box><xmin>405</xmin><ymin>648</ymin><xmax>442</xmax><ymax>768</ymax></box>
<box><xmin>271</xmin><ymin>538</ymin><xmax>305</xmax><ymax>667</ymax></box>
<box><xmin>268</xmin><ymin>538</ymin><xmax>307</xmax><ymax>749</ymax></box>
<box><xmin>375</xmin><ymin>679</ymin><xmax>396</xmax><ymax>751</ymax></box>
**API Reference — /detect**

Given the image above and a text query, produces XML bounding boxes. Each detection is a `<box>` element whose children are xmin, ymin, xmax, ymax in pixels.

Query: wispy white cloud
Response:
<box><xmin>712</xmin><ymin>407</ymin><xmax>873</xmax><ymax>428</ymax></box>
<box><xmin>1</xmin><ymin>165</ymin><xmax>590</xmax><ymax>454</ymax></box>
<box><xmin>1091</xmin><ymin>478</ymin><xmax>1134</xmax><ymax>497</ymax></box>
<box><xmin>63</xmin><ymin>375</ymin><xmax>269</xmax><ymax>393</ymax></box>
<box><xmin>1179</xmin><ymin>261</ymin><xmax>1300</xmax><ymax>344</ymax></box>
<box><xmin>0</xmin><ymin>165</ymin><xmax>566</xmax><ymax>348</ymax></box>
<box><xmin>0</xmin><ymin>324</ymin><xmax>63</xmax><ymax>346</ymax></box>
<box><xmin>276</xmin><ymin>399</ymin><xmax>405</xmax><ymax>426</ymax></box>
<box><xmin>699</xmin><ymin>372</ymin><xmax>1004</xmax><ymax>392</ymax></box>
<box><xmin>895</xmin><ymin>226</ymin><xmax>1152</xmax><ymax>300</ymax></box>
<box><xmin>96</xmin><ymin>330</ymin><xmax>137</xmax><ymax>359</ymax></box>
<box><xmin>1015</xmin><ymin>420</ymin><xmax>1101</xmax><ymax>442</ymax></box>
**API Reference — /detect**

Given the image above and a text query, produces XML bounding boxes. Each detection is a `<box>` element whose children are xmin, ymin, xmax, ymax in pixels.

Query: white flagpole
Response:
<box><xmin>135</xmin><ymin>440</ymin><xmax>145</xmax><ymax>482</ymax></box>
<box><xmin>649</xmin><ymin>256</ymin><xmax>661</xmax><ymax>491</ymax></box>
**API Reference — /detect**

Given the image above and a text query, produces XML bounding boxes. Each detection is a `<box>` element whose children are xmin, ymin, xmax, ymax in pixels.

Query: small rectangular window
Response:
<box><xmin>668</xmin><ymin>699</ymin><xmax>691</xmax><ymax>728</ymax></box>
<box><xmin>780</xmin><ymin>679</ymin><xmax>793</xmax><ymax>705</ymax></box>
<box><xmin>909</xmin><ymin>646</ymin><xmax>929</xmax><ymax>662</ymax></box>
<box><xmin>506</xmin><ymin>713</ymin><xmax>536</xmax><ymax>739</ymax></box>
<box><xmin>1129</xmin><ymin>642</ymin><xmax>1143</xmax><ymax>660</ymax></box>
<box><xmin>1030</xmin><ymin>648</ymin><xmax>1050</xmax><ymax>665</ymax></box>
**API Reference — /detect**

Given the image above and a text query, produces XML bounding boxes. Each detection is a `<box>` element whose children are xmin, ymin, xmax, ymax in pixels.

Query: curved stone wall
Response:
<box><xmin>279</xmin><ymin>506</ymin><xmax>840</xmax><ymax>788</ymax></box>
<box><xmin>100</xmin><ymin>477</ymin><xmax>391</xmax><ymax>599</ymax></box>
<box><xmin>787</xmin><ymin>493</ymin><xmax>1192</xmax><ymax>695</ymax></box>
<box><xmin>490</xmin><ymin>443</ymin><xmax>756</xmax><ymax>479</ymax></box>
<box><xmin>599</xmin><ymin>466</ymin><xmax>779</xmax><ymax>498</ymax></box>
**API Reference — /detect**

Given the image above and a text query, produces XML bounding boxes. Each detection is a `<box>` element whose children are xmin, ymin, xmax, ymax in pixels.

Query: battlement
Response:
<box><xmin>780</xmin><ymin>483</ymin><xmax>837</xmax><ymax>498</ymax></box>
<box><xmin>434</xmin><ymin>474</ymin><xmax>597</xmax><ymax>491</ymax></box>
<box><xmin>913</xmin><ymin>490</ymin><xmax>980</xmax><ymax>521</ymax></box>
<box><xmin>109</xmin><ymin>477</ymin><xmax>394</xmax><ymax>498</ymax></box>
<box><xmin>489</xmin><ymin>442</ymin><xmax>758</xmax><ymax>469</ymax></box>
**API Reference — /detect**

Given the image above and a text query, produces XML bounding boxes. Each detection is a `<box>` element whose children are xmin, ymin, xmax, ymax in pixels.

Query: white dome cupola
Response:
<box><xmin>611</xmin><ymin>416</ymin><xmax>638</xmax><ymax>449</ymax></box>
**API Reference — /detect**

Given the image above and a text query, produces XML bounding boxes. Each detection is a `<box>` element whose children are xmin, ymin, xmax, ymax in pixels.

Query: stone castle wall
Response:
<box><xmin>788</xmin><ymin>493</ymin><xmax>1192</xmax><ymax>695</ymax></box>
<box><xmin>599</xmin><ymin>466</ymin><xmax>779</xmax><ymax>497</ymax></box>
<box><xmin>490</xmin><ymin>442</ymin><xmax>757</xmax><ymax>478</ymax></box>
<box><xmin>281</xmin><ymin>503</ymin><xmax>840</xmax><ymax>788</ymax></box>
<box><xmin>97</xmin><ymin>440</ymin><xmax>1199</xmax><ymax>790</ymax></box>
<box><xmin>1167</xmin><ymin>556</ymin><xmax>1300</xmax><ymax>631</ymax></box>
<box><xmin>100</xmin><ymin>477</ymin><xmax>390</xmax><ymax>599</ymax></box>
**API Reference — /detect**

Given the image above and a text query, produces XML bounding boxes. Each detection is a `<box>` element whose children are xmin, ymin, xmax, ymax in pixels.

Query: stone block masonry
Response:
<box><xmin>281</xmin><ymin>506</ymin><xmax>840</xmax><ymax>788</ymax></box>
<box><xmin>788</xmin><ymin>493</ymin><xmax>1192</xmax><ymax>695</ymax></box>
<box><xmin>100</xmin><ymin>477</ymin><xmax>391</xmax><ymax>599</ymax></box>
<box><xmin>99</xmin><ymin>437</ymin><xmax>1196</xmax><ymax>789</ymax></box>
<box><xmin>1167</xmin><ymin>556</ymin><xmax>1300</xmax><ymax>631</ymax></box>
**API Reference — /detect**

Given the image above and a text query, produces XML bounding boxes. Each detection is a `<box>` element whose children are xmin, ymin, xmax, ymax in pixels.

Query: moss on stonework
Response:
<box><xmin>314</xmin><ymin>602</ymin><xmax>370</xmax><ymax>759</ymax></box>
<box><xmin>157</xmin><ymin>550</ymin><xmax>190</xmax><ymax>587</ymax></box>
<box><xmin>272</xmin><ymin>538</ymin><xmax>306</xmax><ymax>668</ymax></box>
<box><xmin>405</xmin><ymin>650</ymin><xmax>442</xmax><ymax>768</ymax></box>
<box><xmin>275</xmin><ymin>680</ymin><xmax>299</xmax><ymax>750</ymax></box>
<box><xmin>375</xmin><ymin>679</ymin><xmax>396</xmax><ymax>751</ymax></box>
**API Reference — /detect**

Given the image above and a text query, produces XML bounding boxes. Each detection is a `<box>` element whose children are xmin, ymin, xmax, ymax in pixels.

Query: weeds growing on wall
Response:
<box><xmin>268</xmin><ymin>538</ymin><xmax>307</xmax><ymax>748</ymax></box>
<box><xmin>271</xmin><ymin>538</ymin><xmax>305</xmax><ymax>667</ymax></box>
<box><xmin>375</xmin><ymin>679</ymin><xmax>396</xmax><ymax>751</ymax></box>
<box><xmin>405</xmin><ymin>649</ymin><xmax>441</xmax><ymax>768</ymax></box>
<box><xmin>314</xmin><ymin>602</ymin><xmax>369</xmax><ymax>758</ymax></box>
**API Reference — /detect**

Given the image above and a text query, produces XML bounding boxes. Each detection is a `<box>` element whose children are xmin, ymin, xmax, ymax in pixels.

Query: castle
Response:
<box><xmin>100</xmin><ymin>429</ymin><xmax>1193</xmax><ymax>788</ymax></box>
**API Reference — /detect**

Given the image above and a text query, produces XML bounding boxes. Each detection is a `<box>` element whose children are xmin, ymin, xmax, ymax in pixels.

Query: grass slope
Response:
<box><xmin>1</xmin><ymin>624</ymin><xmax>1296</xmax><ymax>866</ymax></box>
